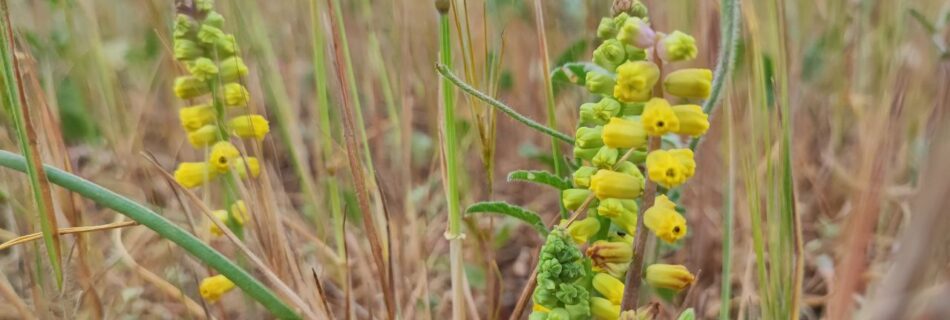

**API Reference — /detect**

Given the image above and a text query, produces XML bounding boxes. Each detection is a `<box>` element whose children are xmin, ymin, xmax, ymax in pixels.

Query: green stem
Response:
<box><xmin>532</xmin><ymin>0</ymin><xmax>564</xmax><ymax>180</ymax></box>
<box><xmin>440</xmin><ymin>13</ymin><xmax>466</xmax><ymax>320</ymax></box>
<box><xmin>0</xmin><ymin>150</ymin><xmax>300</xmax><ymax>319</ymax></box>
<box><xmin>689</xmin><ymin>0</ymin><xmax>741</xmax><ymax>151</ymax></box>
<box><xmin>720</xmin><ymin>96</ymin><xmax>735</xmax><ymax>320</ymax></box>
<box><xmin>436</xmin><ymin>63</ymin><xmax>575</xmax><ymax>144</ymax></box>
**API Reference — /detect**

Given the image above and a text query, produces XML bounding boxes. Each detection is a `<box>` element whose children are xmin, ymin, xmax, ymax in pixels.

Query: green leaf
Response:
<box><xmin>551</xmin><ymin>62</ymin><xmax>609</xmax><ymax>95</ymax></box>
<box><xmin>466</xmin><ymin>201</ymin><xmax>548</xmax><ymax>236</ymax></box>
<box><xmin>507</xmin><ymin>170</ymin><xmax>571</xmax><ymax>190</ymax></box>
<box><xmin>677</xmin><ymin>308</ymin><xmax>696</xmax><ymax>320</ymax></box>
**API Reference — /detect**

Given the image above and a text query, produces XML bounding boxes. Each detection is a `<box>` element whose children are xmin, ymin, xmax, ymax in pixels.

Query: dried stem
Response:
<box><xmin>620</xmin><ymin>136</ymin><xmax>660</xmax><ymax>311</ymax></box>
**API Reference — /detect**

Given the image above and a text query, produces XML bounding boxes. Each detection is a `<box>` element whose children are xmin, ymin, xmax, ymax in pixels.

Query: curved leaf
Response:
<box><xmin>466</xmin><ymin>201</ymin><xmax>548</xmax><ymax>236</ymax></box>
<box><xmin>507</xmin><ymin>170</ymin><xmax>571</xmax><ymax>190</ymax></box>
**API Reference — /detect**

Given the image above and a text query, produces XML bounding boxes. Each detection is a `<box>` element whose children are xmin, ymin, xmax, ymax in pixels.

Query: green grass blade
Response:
<box><xmin>0</xmin><ymin>150</ymin><xmax>300</xmax><ymax>319</ymax></box>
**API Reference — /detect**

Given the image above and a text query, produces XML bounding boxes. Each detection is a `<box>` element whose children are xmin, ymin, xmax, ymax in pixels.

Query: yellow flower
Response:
<box><xmin>593</xmin><ymin>273</ymin><xmax>625</xmax><ymax>304</ymax></box>
<box><xmin>587</xmin><ymin>240</ymin><xmax>633</xmax><ymax>267</ymax></box>
<box><xmin>174</xmin><ymin>76</ymin><xmax>209</xmax><ymax>99</ymax></box>
<box><xmin>572</xmin><ymin>166</ymin><xmax>597</xmax><ymax>188</ymax></box>
<box><xmin>589</xmin><ymin>169</ymin><xmax>643</xmax><ymax>200</ymax></box>
<box><xmin>644</xmin><ymin>195</ymin><xmax>687</xmax><ymax>243</ymax></box>
<box><xmin>173</xmin><ymin>38</ymin><xmax>203</xmax><ymax>61</ymax></box>
<box><xmin>209</xmin><ymin>209</ymin><xmax>229</xmax><ymax>236</ymax></box>
<box><xmin>209</xmin><ymin>141</ymin><xmax>241</xmax><ymax>173</ymax></box>
<box><xmin>233</xmin><ymin>157</ymin><xmax>261</xmax><ymax>178</ymax></box>
<box><xmin>592</xmin><ymin>262</ymin><xmax>629</xmax><ymax>279</ymax></box>
<box><xmin>602</xmin><ymin>117</ymin><xmax>646</xmax><ymax>149</ymax></box>
<box><xmin>187</xmin><ymin>125</ymin><xmax>220</xmax><ymax>147</ymax></box>
<box><xmin>591</xmin><ymin>297</ymin><xmax>620</xmax><ymax>320</ymax></box>
<box><xmin>646</xmin><ymin>149</ymin><xmax>690</xmax><ymax>188</ymax></box>
<box><xmin>613</xmin><ymin>61</ymin><xmax>659</xmax><ymax>103</ymax></box>
<box><xmin>658</xmin><ymin>31</ymin><xmax>697</xmax><ymax>62</ymax></box>
<box><xmin>592</xmin><ymin>147</ymin><xmax>619</xmax><ymax>169</ymax></box>
<box><xmin>199</xmin><ymin>274</ymin><xmax>236</xmax><ymax>302</ymax></box>
<box><xmin>228</xmin><ymin>114</ymin><xmax>270</xmax><ymax>140</ymax></box>
<box><xmin>641</xmin><ymin>98</ymin><xmax>679</xmax><ymax>136</ymax></box>
<box><xmin>564</xmin><ymin>216</ymin><xmax>601</xmax><ymax>244</ymax></box>
<box><xmin>575</xmin><ymin>126</ymin><xmax>604</xmax><ymax>149</ymax></box>
<box><xmin>645</xmin><ymin>264</ymin><xmax>695</xmax><ymax>291</ymax></box>
<box><xmin>188</xmin><ymin>57</ymin><xmax>219</xmax><ymax>81</ymax></box>
<box><xmin>561</xmin><ymin>188</ymin><xmax>592</xmax><ymax>211</ymax></box>
<box><xmin>174</xmin><ymin>162</ymin><xmax>216</xmax><ymax>188</ymax></box>
<box><xmin>219</xmin><ymin>56</ymin><xmax>249</xmax><ymax>82</ymax></box>
<box><xmin>230</xmin><ymin>200</ymin><xmax>250</xmax><ymax>224</ymax></box>
<box><xmin>671</xmin><ymin>104</ymin><xmax>709</xmax><ymax>137</ymax></box>
<box><xmin>670</xmin><ymin>149</ymin><xmax>696</xmax><ymax>178</ymax></box>
<box><xmin>223</xmin><ymin>83</ymin><xmax>250</xmax><ymax>106</ymax></box>
<box><xmin>179</xmin><ymin>104</ymin><xmax>216</xmax><ymax>132</ymax></box>
<box><xmin>614</xmin><ymin>161</ymin><xmax>644</xmax><ymax>181</ymax></box>
<box><xmin>617</xmin><ymin>16</ymin><xmax>656</xmax><ymax>49</ymax></box>
<box><xmin>599</xmin><ymin>199</ymin><xmax>638</xmax><ymax>235</ymax></box>
<box><xmin>664</xmin><ymin>68</ymin><xmax>712</xmax><ymax>99</ymax></box>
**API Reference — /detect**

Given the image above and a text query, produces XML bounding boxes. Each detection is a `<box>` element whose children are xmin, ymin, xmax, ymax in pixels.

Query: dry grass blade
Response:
<box><xmin>0</xmin><ymin>220</ymin><xmax>138</xmax><ymax>250</ymax></box>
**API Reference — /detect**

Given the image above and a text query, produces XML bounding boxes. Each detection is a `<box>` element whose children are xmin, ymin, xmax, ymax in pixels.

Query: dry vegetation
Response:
<box><xmin>0</xmin><ymin>0</ymin><xmax>948</xmax><ymax>319</ymax></box>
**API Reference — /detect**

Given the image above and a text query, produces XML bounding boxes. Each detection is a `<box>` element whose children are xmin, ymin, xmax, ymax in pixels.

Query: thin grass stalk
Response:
<box><xmin>0</xmin><ymin>1</ymin><xmax>63</xmax><ymax>287</ymax></box>
<box><xmin>436</xmin><ymin>64</ymin><xmax>574</xmax><ymax>144</ymax></box>
<box><xmin>0</xmin><ymin>150</ymin><xmax>300</xmax><ymax>319</ymax></box>
<box><xmin>308</xmin><ymin>0</ymin><xmax>347</xmax><ymax>264</ymax></box>
<box><xmin>532</xmin><ymin>0</ymin><xmax>564</xmax><ymax>183</ymax></box>
<box><xmin>690</xmin><ymin>0</ymin><xmax>741</xmax><ymax>152</ymax></box>
<box><xmin>438</xmin><ymin>10</ymin><xmax>467</xmax><ymax>320</ymax></box>
<box><xmin>720</xmin><ymin>93</ymin><xmax>736</xmax><ymax>320</ymax></box>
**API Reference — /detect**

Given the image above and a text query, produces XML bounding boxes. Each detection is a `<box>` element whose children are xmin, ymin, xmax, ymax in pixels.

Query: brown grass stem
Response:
<box><xmin>620</xmin><ymin>136</ymin><xmax>660</xmax><ymax>311</ymax></box>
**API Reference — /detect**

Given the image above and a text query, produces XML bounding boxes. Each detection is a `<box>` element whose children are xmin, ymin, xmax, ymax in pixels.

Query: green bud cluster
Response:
<box><xmin>529</xmin><ymin>230</ymin><xmax>592</xmax><ymax>320</ymax></box>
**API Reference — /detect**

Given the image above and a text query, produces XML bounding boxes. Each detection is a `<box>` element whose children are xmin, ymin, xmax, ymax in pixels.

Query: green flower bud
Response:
<box><xmin>174</xmin><ymin>75</ymin><xmax>210</xmax><ymax>99</ymax></box>
<box><xmin>173</xmin><ymin>14</ymin><xmax>197</xmax><ymax>40</ymax></box>
<box><xmin>579</xmin><ymin>103</ymin><xmax>604</xmax><ymax>126</ymax></box>
<box><xmin>565</xmin><ymin>216</ymin><xmax>601</xmax><ymax>244</ymax></box>
<box><xmin>219</xmin><ymin>56</ymin><xmax>249</xmax><ymax>82</ymax></box>
<box><xmin>629</xmin><ymin>0</ymin><xmax>648</xmax><ymax>18</ymax></box>
<box><xmin>562</xmin><ymin>189</ymin><xmax>592</xmax><ymax>211</ymax></box>
<box><xmin>174</xmin><ymin>38</ymin><xmax>204</xmax><ymax>61</ymax></box>
<box><xmin>547</xmin><ymin>308</ymin><xmax>571</xmax><ymax>320</ymax></box>
<box><xmin>572</xmin><ymin>166</ymin><xmax>598</xmax><ymax>188</ymax></box>
<box><xmin>593</xmin><ymin>39</ymin><xmax>627</xmax><ymax>71</ymax></box>
<box><xmin>664</xmin><ymin>68</ymin><xmax>712</xmax><ymax>99</ymax></box>
<box><xmin>214</xmin><ymin>34</ymin><xmax>239</xmax><ymax>56</ymax></box>
<box><xmin>188</xmin><ymin>57</ymin><xmax>219</xmax><ymax>81</ymax></box>
<box><xmin>575</xmin><ymin>126</ymin><xmax>604</xmax><ymax>149</ymax></box>
<box><xmin>594</xmin><ymin>97</ymin><xmax>622</xmax><ymax>122</ymax></box>
<box><xmin>614</xmin><ymin>161</ymin><xmax>644</xmax><ymax>181</ymax></box>
<box><xmin>592</xmin><ymin>147</ymin><xmax>619</xmax><ymax>169</ymax></box>
<box><xmin>658</xmin><ymin>31</ymin><xmax>698</xmax><ymax>62</ymax></box>
<box><xmin>574</xmin><ymin>146</ymin><xmax>600</xmax><ymax>161</ymax></box>
<box><xmin>196</xmin><ymin>0</ymin><xmax>214</xmax><ymax>13</ymax></box>
<box><xmin>204</xmin><ymin>11</ymin><xmax>225</xmax><ymax>28</ymax></box>
<box><xmin>620</xmin><ymin>102</ymin><xmax>645</xmax><ymax>116</ymax></box>
<box><xmin>223</xmin><ymin>83</ymin><xmax>250</xmax><ymax>106</ymax></box>
<box><xmin>198</xmin><ymin>24</ymin><xmax>226</xmax><ymax>45</ymax></box>
<box><xmin>625</xmin><ymin>45</ymin><xmax>648</xmax><ymax>61</ymax></box>
<box><xmin>585</xmin><ymin>71</ymin><xmax>616</xmax><ymax>96</ymax></box>
<box><xmin>617</xmin><ymin>17</ymin><xmax>656</xmax><ymax>49</ymax></box>
<box><xmin>599</xmin><ymin>199</ymin><xmax>638</xmax><ymax>235</ymax></box>
<box><xmin>596</xmin><ymin>18</ymin><xmax>617</xmax><ymax>40</ymax></box>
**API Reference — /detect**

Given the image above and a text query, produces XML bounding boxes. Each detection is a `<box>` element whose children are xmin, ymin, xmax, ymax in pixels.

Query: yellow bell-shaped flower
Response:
<box><xmin>586</xmin><ymin>240</ymin><xmax>633</xmax><ymax>266</ymax></box>
<box><xmin>645</xmin><ymin>264</ymin><xmax>695</xmax><ymax>291</ymax></box>
<box><xmin>599</xmin><ymin>198</ymin><xmax>638</xmax><ymax>235</ymax></box>
<box><xmin>223</xmin><ymin>83</ymin><xmax>250</xmax><ymax>106</ymax></box>
<box><xmin>613</xmin><ymin>61</ymin><xmax>659</xmax><ymax>103</ymax></box>
<box><xmin>199</xmin><ymin>274</ymin><xmax>236</xmax><ymax>302</ymax></box>
<box><xmin>644</xmin><ymin>195</ymin><xmax>687</xmax><ymax>243</ymax></box>
<box><xmin>589</xmin><ymin>169</ymin><xmax>643</xmax><ymax>200</ymax></box>
<box><xmin>641</xmin><ymin>98</ymin><xmax>679</xmax><ymax>136</ymax></box>
<box><xmin>187</xmin><ymin>125</ymin><xmax>220</xmax><ymax>147</ymax></box>
<box><xmin>592</xmin><ymin>147</ymin><xmax>619</xmax><ymax>169</ymax></box>
<box><xmin>209</xmin><ymin>141</ymin><xmax>241</xmax><ymax>173</ymax></box>
<box><xmin>174</xmin><ymin>75</ymin><xmax>209</xmax><ymax>99</ymax></box>
<box><xmin>233</xmin><ymin>157</ymin><xmax>261</xmax><ymax>178</ymax></box>
<box><xmin>179</xmin><ymin>104</ymin><xmax>216</xmax><ymax>132</ymax></box>
<box><xmin>592</xmin><ymin>262</ymin><xmax>629</xmax><ymax>279</ymax></box>
<box><xmin>646</xmin><ymin>149</ymin><xmax>690</xmax><ymax>188</ymax></box>
<box><xmin>591</xmin><ymin>297</ymin><xmax>621</xmax><ymax>320</ymax></box>
<box><xmin>562</xmin><ymin>188</ymin><xmax>593</xmax><ymax>211</ymax></box>
<box><xmin>174</xmin><ymin>162</ymin><xmax>216</xmax><ymax>188</ymax></box>
<box><xmin>602</xmin><ymin>117</ymin><xmax>646</xmax><ymax>149</ymax></box>
<box><xmin>664</xmin><ymin>68</ymin><xmax>712</xmax><ymax>99</ymax></box>
<box><xmin>230</xmin><ymin>200</ymin><xmax>250</xmax><ymax>225</ymax></box>
<box><xmin>671</xmin><ymin>104</ymin><xmax>709</xmax><ymax>137</ymax></box>
<box><xmin>593</xmin><ymin>273</ymin><xmax>625</xmax><ymax>304</ymax></box>
<box><xmin>658</xmin><ymin>31</ymin><xmax>697</xmax><ymax>62</ymax></box>
<box><xmin>209</xmin><ymin>209</ymin><xmax>229</xmax><ymax>236</ymax></box>
<box><xmin>564</xmin><ymin>216</ymin><xmax>601</xmax><ymax>244</ymax></box>
<box><xmin>187</xmin><ymin>57</ymin><xmax>219</xmax><ymax>81</ymax></box>
<box><xmin>228</xmin><ymin>114</ymin><xmax>270</xmax><ymax>140</ymax></box>
<box><xmin>219</xmin><ymin>56</ymin><xmax>249</xmax><ymax>82</ymax></box>
<box><xmin>669</xmin><ymin>149</ymin><xmax>696</xmax><ymax>178</ymax></box>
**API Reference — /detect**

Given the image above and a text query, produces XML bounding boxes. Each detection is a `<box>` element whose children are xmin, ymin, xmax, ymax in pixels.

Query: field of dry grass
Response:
<box><xmin>0</xmin><ymin>0</ymin><xmax>948</xmax><ymax>319</ymax></box>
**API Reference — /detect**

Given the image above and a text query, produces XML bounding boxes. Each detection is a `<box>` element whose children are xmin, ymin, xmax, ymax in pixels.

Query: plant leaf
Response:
<box><xmin>551</xmin><ymin>62</ymin><xmax>610</xmax><ymax>95</ymax></box>
<box><xmin>507</xmin><ymin>170</ymin><xmax>571</xmax><ymax>190</ymax></box>
<box><xmin>466</xmin><ymin>201</ymin><xmax>548</xmax><ymax>236</ymax></box>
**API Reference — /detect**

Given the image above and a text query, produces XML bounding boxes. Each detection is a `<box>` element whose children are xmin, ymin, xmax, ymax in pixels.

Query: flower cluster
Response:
<box><xmin>169</xmin><ymin>0</ymin><xmax>265</xmax><ymax>303</ymax></box>
<box><xmin>533</xmin><ymin>3</ymin><xmax>711</xmax><ymax>317</ymax></box>
<box><xmin>529</xmin><ymin>229</ymin><xmax>592</xmax><ymax>320</ymax></box>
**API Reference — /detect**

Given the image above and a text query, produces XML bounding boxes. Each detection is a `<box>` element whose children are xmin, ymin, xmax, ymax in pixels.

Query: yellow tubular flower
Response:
<box><xmin>646</xmin><ymin>149</ymin><xmax>687</xmax><ymax>188</ymax></box>
<box><xmin>228</xmin><ymin>114</ymin><xmax>270</xmax><ymax>140</ymax></box>
<box><xmin>601</xmin><ymin>117</ymin><xmax>646</xmax><ymax>149</ymax></box>
<box><xmin>669</xmin><ymin>149</ymin><xmax>696</xmax><ymax>178</ymax></box>
<box><xmin>174</xmin><ymin>162</ymin><xmax>216</xmax><ymax>188</ymax></box>
<box><xmin>613</xmin><ymin>61</ymin><xmax>659</xmax><ymax>103</ymax></box>
<box><xmin>614</xmin><ymin>161</ymin><xmax>644</xmax><ymax>181</ymax></box>
<box><xmin>209</xmin><ymin>141</ymin><xmax>241</xmax><ymax>173</ymax></box>
<box><xmin>589</xmin><ymin>169</ymin><xmax>643</xmax><ymax>200</ymax></box>
<box><xmin>199</xmin><ymin>274</ymin><xmax>236</xmax><ymax>302</ymax></box>
<box><xmin>591</xmin><ymin>297</ymin><xmax>620</xmax><ymax>320</ymax></box>
<box><xmin>597</xmin><ymin>198</ymin><xmax>637</xmax><ymax>218</ymax></box>
<box><xmin>565</xmin><ymin>216</ymin><xmax>601</xmax><ymax>244</ymax></box>
<box><xmin>592</xmin><ymin>262</ymin><xmax>629</xmax><ymax>279</ymax></box>
<box><xmin>671</xmin><ymin>104</ymin><xmax>709</xmax><ymax>137</ymax></box>
<box><xmin>645</xmin><ymin>264</ymin><xmax>695</xmax><ymax>291</ymax></box>
<box><xmin>179</xmin><ymin>104</ymin><xmax>216</xmax><ymax>132</ymax></box>
<box><xmin>230</xmin><ymin>200</ymin><xmax>250</xmax><ymax>224</ymax></box>
<box><xmin>209</xmin><ymin>209</ymin><xmax>229</xmax><ymax>236</ymax></box>
<box><xmin>174</xmin><ymin>76</ymin><xmax>209</xmax><ymax>99</ymax></box>
<box><xmin>561</xmin><ymin>188</ymin><xmax>593</xmax><ymax>211</ymax></box>
<box><xmin>644</xmin><ymin>195</ymin><xmax>687</xmax><ymax>243</ymax></box>
<box><xmin>664</xmin><ymin>68</ymin><xmax>712</xmax><ymax>99</ymax></box>
<box><xmin>587</xmin><ymin>240</ymin><xmax>633</xmax><ymax>267</ymax></box>
<box><xmin>187</xmin><ymin>125</ymin><xmax>220</xmax><ymax>147</ymax></box>
<box><xmin>219</xmin><ymin>56</ymin><xmax>249</xmax><ymax>82</ymax></box>
<box><xmin>223</xmin><ymin>83</ymin><xmax>250</xmax><ymax>106</ymax></box>
<box><xmin>173</xmin><ymin>38</ymin><xmax>203</xmax><ymax>61</ymax></box>
<box><xmin>593</xmin><ymin>273</ymin><xmax>625</xmax><ymax>304</ymax></box>
<box><xmin>233</xmin><ymin>157</ymin><xmax>261</xmax><ymax>178</ymax></box>
<box><xmin>641</xmin><ymin>98</ymin><xmax>680</xmax><ymax>136</ymax></box>
<box><xmin>188</xmin><ymin>57</ymin><xmax>219</xmax><ymax>81</ymax></box>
